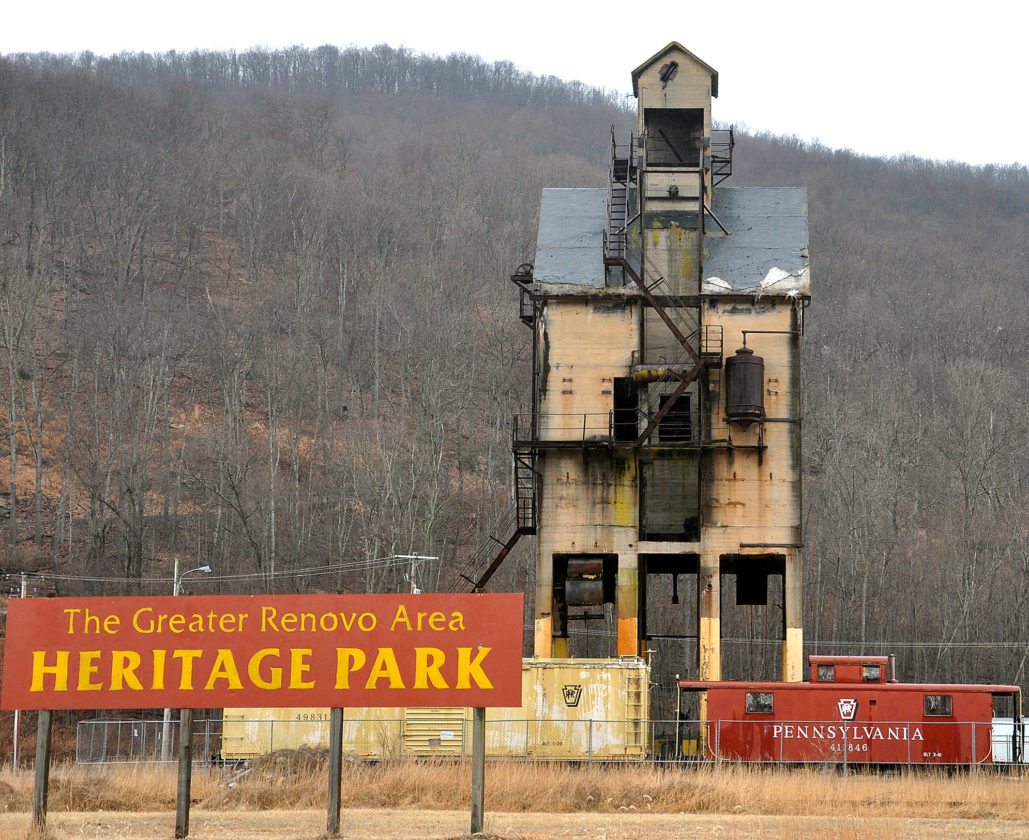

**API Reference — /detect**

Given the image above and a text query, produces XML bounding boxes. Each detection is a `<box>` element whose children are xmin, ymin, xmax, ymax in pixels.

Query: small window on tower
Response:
<box><xmin>924</xmin><ymin>695</ymin><xmax>953</xmax><ymax>717</ymax></box>
<box><xmin>863</xmin><ymin>665</ymin><xmax>882</xmax><ymax>682</ymax></box>
<box><xmin>817</xmin><ymin>664</ymin><xmax>835</xmax><ymax>682</ymax></box>
<box><xmin>746</xmin><ymin>692</ymin><xmax>774</xmax><ymax>714</ymax></box>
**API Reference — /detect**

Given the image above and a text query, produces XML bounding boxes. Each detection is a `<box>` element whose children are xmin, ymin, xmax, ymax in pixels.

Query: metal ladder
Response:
<box><xmin>625</xmin><ymin>668</ymin><xmax>647</xmax><ymax>751</ymax></box>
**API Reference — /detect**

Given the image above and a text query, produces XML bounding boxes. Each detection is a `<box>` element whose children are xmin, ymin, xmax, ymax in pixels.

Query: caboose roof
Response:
<box><xmin>679</xmin><ymin>679</ymin><xmax>1020</xmax><ymax>695</ymax></box>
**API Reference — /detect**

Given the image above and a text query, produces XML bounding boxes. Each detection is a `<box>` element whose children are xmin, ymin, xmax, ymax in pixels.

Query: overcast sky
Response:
<box><xmin>3</xmin><ymin>0</ymin><xmax>1026</xmax><ymax>167</ymax></box>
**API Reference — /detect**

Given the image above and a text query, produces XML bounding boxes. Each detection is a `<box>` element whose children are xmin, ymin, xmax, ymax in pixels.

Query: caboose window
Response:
<box><xmin>746</xmin><ymin>692</ymin><xmax>774</xmax><ymax>714</ymax></box>
<box><xmin>924</xmin><ymin>694</ymin><xmax>953</xmax><ymax>716</ymax></box>
<box><xmin>863</xmin><ymin>665</ymin><xmax>882</xmax><ymax>682</ymax></box>
<box><xmin>817</xmin><ymin>664</ymin><xmax>835</xmax><ymax>682</ymax></box>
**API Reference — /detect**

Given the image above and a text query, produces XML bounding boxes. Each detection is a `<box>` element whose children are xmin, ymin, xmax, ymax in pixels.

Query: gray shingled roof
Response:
<box><xmin>703</xmin><ymin>187</ymin><xmax>809</xmax><ymax>294</ymax></box>
<box><xmin>532</xmin><ymin>185</ymin><xmax>810</xmax><ymax>296</ymax></box>
<box><xmin>532</xmin><ymin>188</ymin><xmax>607</xmax><ymax>288</ymax></box>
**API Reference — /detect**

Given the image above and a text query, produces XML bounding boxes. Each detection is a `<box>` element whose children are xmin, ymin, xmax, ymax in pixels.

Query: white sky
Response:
<box><xmin>3</xmin><ymin>0</ymin><xmax>1027</xmax><ymax>167</ymax></box>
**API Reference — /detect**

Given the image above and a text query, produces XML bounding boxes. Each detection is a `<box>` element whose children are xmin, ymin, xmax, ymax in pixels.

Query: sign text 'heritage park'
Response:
<box><xmin>0</xmin><ymin>593</ymin><xmax>524</xmax><ymax>710</ymax></box>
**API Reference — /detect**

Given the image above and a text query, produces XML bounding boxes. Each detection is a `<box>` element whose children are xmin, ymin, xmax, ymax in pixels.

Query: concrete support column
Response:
<box><xmin>616</xmin><ymin>556</ymin><xmax>639</xmax><ymax>656</ymax></box>
<box><xmin>783</xmin><ymin>549</ymin><xmax>804</xmax><ymax>681</ymax></box>
<box><xmin>534</xmin><ymin>538</ymin><xmax>554</xmax><ymax>656</ymax></box>
<box><xmin>698</xmin><ymin>556</ymin><xmax>720</xmax><ymax>681</ymax></box>
<box><xmin>533</xmin><ymin>613</ymin><xmax>553</xmax><ymax>658</ymax></box>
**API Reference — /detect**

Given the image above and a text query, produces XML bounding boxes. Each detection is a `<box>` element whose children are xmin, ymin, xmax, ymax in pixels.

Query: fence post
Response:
<box><xmin>971</xmin><ymin>723</ymin><xmax>977</xmax><ymax>772</ymax></box>
<box><xmin>588</xmin><ymin>720</ymin><xmax>593</xmax><ymax>762</ymax></box>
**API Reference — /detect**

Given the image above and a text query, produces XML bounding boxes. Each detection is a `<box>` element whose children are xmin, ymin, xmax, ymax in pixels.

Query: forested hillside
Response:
<box><xmin>734</xmin><ymin>139</ymin><xmax>1029</xmax><ymax>687</ymax></box>
<box><xmin>0</xmin><ymin>46</ymin><xmax>1026</xmax><ymax>690</ymax></box>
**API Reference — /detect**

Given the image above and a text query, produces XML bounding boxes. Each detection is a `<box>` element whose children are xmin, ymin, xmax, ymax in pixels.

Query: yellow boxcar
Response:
<box><xmin>221</xmin><ymin>657</ymin><xmax>649</xmax><ymax>761</ymax></box>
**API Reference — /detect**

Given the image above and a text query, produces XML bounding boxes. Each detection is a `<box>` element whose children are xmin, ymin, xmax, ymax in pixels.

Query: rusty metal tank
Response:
<box><xmin>724</xmin><ymin>346</ymin><xmax>765</xmax><ymax>424</ymax></box>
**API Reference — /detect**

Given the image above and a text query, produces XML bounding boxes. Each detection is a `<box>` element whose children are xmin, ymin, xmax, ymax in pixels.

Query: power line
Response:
<box><xmin>0</xmin><ymin>554</ymin><xmax>419</xmax><ymax>586</ymax></box>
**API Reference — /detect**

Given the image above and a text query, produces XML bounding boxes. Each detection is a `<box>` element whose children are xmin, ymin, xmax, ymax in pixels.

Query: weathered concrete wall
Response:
<box><xmin>538</xmin><ymin>300</ymin><xmax>637</xmax><ymax>441</ymax></box>
<box><xmin>535</xmin><ymin>299</ymin><xmax>640</xmax><ymax>656</ymax></box>
<box><xmin>700</xmin><ymin>297</ymin><xmax>804</xmax><ymax>681</ymax></box>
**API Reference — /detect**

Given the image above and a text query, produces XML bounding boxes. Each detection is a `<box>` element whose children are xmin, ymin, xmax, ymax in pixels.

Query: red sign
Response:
<box><xmin>1</xmin><ymin>593</ymin><xmax>523</xmax><ymax>710</ymax></box>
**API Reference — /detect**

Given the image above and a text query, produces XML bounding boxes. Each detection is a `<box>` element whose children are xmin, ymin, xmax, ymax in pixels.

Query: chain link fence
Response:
<box><xmin>76</xmin><ymin>718</ymin><xmax>223</xmax><ymax>764</ymax></box>
<box><xmin>76</xmin><ymin>716</ymin><xmax>1027</xmax><ymax>766</ymax></box>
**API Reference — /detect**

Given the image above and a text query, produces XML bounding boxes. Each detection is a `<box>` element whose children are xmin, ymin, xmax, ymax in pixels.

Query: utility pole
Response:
<box><xmin>12</xmin><ymin>573</ymin><xmax>26</xmax><ymax>770</ymax></box>
<box><xmin>161</xmin><ymin>559</ymin><xmax>211</xmax><ymax>761</ymax></box>
<box><xmin>395</xmin><ymin>554</ymin><xmax>436</xmax><ymax>594</ymax></box>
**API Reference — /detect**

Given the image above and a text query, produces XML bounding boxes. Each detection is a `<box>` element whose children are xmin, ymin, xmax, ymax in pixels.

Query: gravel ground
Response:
<box><xmin>3</xmin><ymin>809</ymin><xmax>1028</xmax><ymax>840</ymax></box>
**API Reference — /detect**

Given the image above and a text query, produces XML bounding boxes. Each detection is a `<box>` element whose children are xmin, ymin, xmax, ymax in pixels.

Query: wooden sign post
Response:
<box><xmin>175</xmin><ymin>708</ymin><xmax>194</xmax><ymax>839</ymax></box>
<box><xmin>32</xmin><ymin>710</ymin><xmax>52</xmax><ymax>829</ymax></box>
<box><xmin>326</xmin><ymin>707</ymin><xmax>344</xmax><ymax>837</ymax></box>
<box><xmin>470</xmin><ymin>707</ymin><xmax>486</xmax><ymax>835</ymax></box>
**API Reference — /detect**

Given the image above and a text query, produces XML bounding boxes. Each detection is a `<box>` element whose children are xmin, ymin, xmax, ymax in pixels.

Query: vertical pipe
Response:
<box><xmin>175</xmin><ymin>708</ymin><xmax>194</xmax><ymax>839</ymax></box>
<box><xmin>470</xmin><ymin>707</ymin><xmax>485</xmax><ymax>836</ymax></box>
<box><xmin>326</xmin><ymin>708</ymin><xmax>344</xmax><ymax>838</ymax></box>
<box><xmin>32</xmin><ymin>710</ymin><xmax>52</xmax><ymax>829</ymax></box>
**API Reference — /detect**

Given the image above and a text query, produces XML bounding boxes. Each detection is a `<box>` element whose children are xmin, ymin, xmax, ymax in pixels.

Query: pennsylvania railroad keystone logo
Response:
<box><xmin>837</xmin><ymin>698</ymin><xmax>857</xmax><ymax>720</ymax></box>
<box><xmin>562</xmin><ymin>684</ymin><xmax>583</xmax><ymax>707</ymax></box>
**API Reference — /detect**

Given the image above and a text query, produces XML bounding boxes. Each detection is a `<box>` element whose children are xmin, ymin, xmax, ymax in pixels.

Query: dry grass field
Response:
<box><xmin>0</xmin><ymin>757</ymin><xmax>1025</xmax><ymax>838</ymax></box>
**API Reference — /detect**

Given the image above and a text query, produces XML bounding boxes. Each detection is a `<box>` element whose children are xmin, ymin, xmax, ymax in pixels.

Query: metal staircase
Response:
<box><xmin>602</xmin><ymin>134</ymin><xmax>724</xmax><ymax>447</ymax></box>
<box><xmin>449</xmin><ymin>449</ymin><xmax>537</xmax><ymax>593</ymax></box>
<box><xmin>605</xmin><ymin>130</ymin><xmax>635</xmax><ymax>273</ymax></box>
<box><xmin>710</xmin><ymin>127</ymin><xmax>735</xmax><ymax>186</ymax></box>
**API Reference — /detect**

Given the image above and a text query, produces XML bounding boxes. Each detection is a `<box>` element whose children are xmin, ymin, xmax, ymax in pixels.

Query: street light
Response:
<box><xmin>162</xmin><ymin>559</ymin><xmax>212</xmax><ymax>760</ymax></box>
<box><xmin>174</xmin><ymin>558</ymin><xmax>212</xmax><ymax>596</ymax></box>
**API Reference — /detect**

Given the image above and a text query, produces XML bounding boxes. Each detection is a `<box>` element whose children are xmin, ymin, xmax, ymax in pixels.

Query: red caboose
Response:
<box><xmin>679</xmin><ymin>655</ymin><xmax>1023</xmax><ymax>765</ymax></box>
